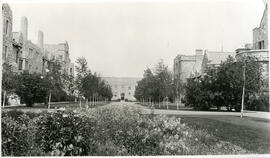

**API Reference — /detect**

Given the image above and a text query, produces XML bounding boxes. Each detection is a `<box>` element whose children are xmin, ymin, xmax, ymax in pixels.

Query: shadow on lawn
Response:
<box><xmin>178</xmin><ymin>116</ymin><xmax>270</xmax><ymax>154</ymax></box>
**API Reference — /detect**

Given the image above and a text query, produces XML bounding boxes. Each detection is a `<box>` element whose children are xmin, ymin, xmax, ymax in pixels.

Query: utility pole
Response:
<box><xmin>241</xmin><ymin>61</ymin><xmax>246</xmax><ymax>118</ymax></box>
<box><xmin>176</xmin><ymin>80</ymin><xmax>179</xmax><ymax>110</ymax></box>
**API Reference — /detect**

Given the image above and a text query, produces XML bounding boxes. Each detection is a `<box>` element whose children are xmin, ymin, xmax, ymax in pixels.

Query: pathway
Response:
<box><xmin>105</xmin><ymin>101</ymin><xmax>270</xmax><ymax>120</ymax></box>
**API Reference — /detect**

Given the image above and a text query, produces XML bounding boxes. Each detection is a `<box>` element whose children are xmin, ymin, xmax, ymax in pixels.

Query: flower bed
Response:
<box><xmin>1</xmin><ymin>105</ymin><xmax>250</xmax><ymax>156</ymax></box>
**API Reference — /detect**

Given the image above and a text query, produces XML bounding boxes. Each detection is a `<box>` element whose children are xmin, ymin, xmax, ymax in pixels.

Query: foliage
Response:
<box><xmin>2</xmin><ymin>105</ymin><xmax>250</xmax><ymax>156</ymax></box>
<box><xmin>35</xmin><ymin>111</ymin><xmax>97</xmax><ymax>156</ymax></box>
<box><xmin>216</xmin><ymin>56</ymin><xmax>263</xmax><ymax>111</ymax></box>
<box><xmin>46</xmin><ymin>59</ymin><xmax>75</xmax><ymax>102</ymax></box>
<box><xmin>135</xmin><ymin>60</ymin><xmax>174</xmax><ymax>103</ymax></box>
<box><xmin>1</xmin><ymin>63</ymin><xmax>17</xmax><ymax>106</ymax></box>
<box><xmin>1</xmin><ymin>113</ymin><xmax>46</xmax><ymax>156</ymax></box>
<box><xmin>184</xmin><ymin>56</ymin><xmax>263</xmax><ymax>111</ymax></box>
<box><xmin>75</xmin><ymin>57</ymin><xmax>113</xmax><ymax>100</ymax></box>
<box><xmin>14</xmin><ymin>72</ymin><xmax>51</xmax><ymax>107</ymax></box>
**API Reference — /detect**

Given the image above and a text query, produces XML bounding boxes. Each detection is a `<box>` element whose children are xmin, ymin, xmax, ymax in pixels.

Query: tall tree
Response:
<box><xmin>135</xmin><ymin>60</ymin><xmax>174</xmax><ymax>102</ymax></box>
<box><xmin>184</xmin><ymin>55</ymin><xmax>263</xmax><ymax>111</ymax></box>
<box><xmin>75</xmin><ymin>57</ymin><xmax>91</xmax><ymax>97</ymax></box>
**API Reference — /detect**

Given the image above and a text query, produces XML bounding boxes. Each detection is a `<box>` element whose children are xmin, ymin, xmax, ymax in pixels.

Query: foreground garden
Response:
<box><xmin>1</xmin><ymin>104</ymin><xmax>259</xmax><ymax>156</ymax></box>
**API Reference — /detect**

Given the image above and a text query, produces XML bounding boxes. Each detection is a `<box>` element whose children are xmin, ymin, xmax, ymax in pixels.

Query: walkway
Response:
<box><xmin>106</xmin><ymin>101</ymin><xmax>270</xmax><ymax>120</ymax></box>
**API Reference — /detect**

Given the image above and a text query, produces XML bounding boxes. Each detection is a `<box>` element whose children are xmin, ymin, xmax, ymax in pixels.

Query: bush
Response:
<box><xmin>15</xmin><ymin>72</ymin><xmax>51</xmax><ymax>107</ymax></box>
<box><xmin>1</xmin><ymin>114</ymin><xmax>46</xmax><ymax>156</ymax></box>
<box><xmin>35</xmin><ymin>110</ymin><xmax>97</xmax><ymax>156</ymax></box>
<box><xmin>2</xmin><ymin>106</ymin><xmax>250</xmax><ymax>156</ymax></box>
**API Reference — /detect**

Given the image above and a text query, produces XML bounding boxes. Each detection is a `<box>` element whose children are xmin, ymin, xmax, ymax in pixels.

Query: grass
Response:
<box><xmin>139</xmin><ymin>103</ymin><xmax>194</xmax><ymax>111</ymax></box>
<box><xmin>2</xmin><ymin>101</ymin><xmax>110</xmax><ymax>112</ymax></box>
<box><xmin>177</xmin><ymin>115</ymin><xmax>270</xmax><ymax>154</ymax></box>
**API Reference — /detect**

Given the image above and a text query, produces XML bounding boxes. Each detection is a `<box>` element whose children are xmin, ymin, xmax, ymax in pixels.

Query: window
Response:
<box><xmin>18</xmin><ymin>59</ymin><xmax>23</xmax><ymax>70</ymax></box>
<box><xmin>5</xmin><ymin>20</ymin><xmax>8</xmax><ymax>34</ymax></box>
<box><xmin>25</xmin><ymin>61</ymin><xmax>28</xmax><ymax>70</ymax></box>
<box><xmin>70</xmin><ymin>68</ymin><xmax>73</xmax><ymax>74</ymax></box>
<box><xmin>3</xmin><ymin>46</ymin><xmax>7</xmax><ymax>61</ymax></box>
<box><xmin>16</xmin><ymin>50</ymin><xmax>19</xmax><ymax>63</ymax></box>
<box><xmin>29</xmin><ymin>48</ymin><xmax>33</xmax><ymax>57</ymax></box>
<box><xmin>258</xmin><ymin>40</ymin><xmax>265</xmax><ymax>49</ymax></box>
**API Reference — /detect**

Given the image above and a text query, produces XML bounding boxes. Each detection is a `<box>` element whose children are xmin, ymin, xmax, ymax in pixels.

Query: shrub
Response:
<box><xmin>2</xmin><ymin>106</ymin><xmax>250</xmax><ymax>156</ymax></box>
<box><xmin>2</xmin><ymin>110</ymin><xmax>24</xmax><ymax>120</ymax></box>
<box><xmin>35</xmin><ymin>110</ymin><xmax>97</xmax><ymax>156</ymax></box>
<box><xmin>15</xmin><ymin>72</ymin><xmax>51</xmax><ymax>107</ymax></box>
<box><xmin>1</xmin><ymin>114</ymin><xmax>44</xmax><ymax>156</ymax></box>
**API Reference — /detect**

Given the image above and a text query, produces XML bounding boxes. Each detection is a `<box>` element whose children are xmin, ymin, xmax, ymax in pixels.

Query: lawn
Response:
<box><xmin>3</xmin><ymin>101</ymin><xmax>109</xmax><ymax>110</ymax></box>
<box><xmin>178</xmin><ymin>115</ymin><xmax>270</xmax><ymax>154</ymax></box>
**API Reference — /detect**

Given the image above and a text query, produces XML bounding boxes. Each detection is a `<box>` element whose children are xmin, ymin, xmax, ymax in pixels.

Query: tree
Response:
<box><xmin>15</xmin><ymin>72</ymin><xmax>51</xmax><ymax>107</ymax></box>
<box><xmin>75</xmin><ymin>57</ymin><xmax>91</xmax><ymax>98</ymax></box>
<box><xmin>216</xmin><ymin>55</ymin><xmax>263</xmax><ymax>111</ymax></box>
<box><xmin>135</xmin><ymin>60</ymin><xmax>174</xmax><ymax>103</ymax></box>
<box><xmin>1</xmin><ymin>63</ymin><xmax>17</xmax><ymax>106</ymax></box>
<box><xmin>184</xmin><ymin>78</ymin><xmax>210</xmax><ymax>110</ymax></box>
<box><xmin>75</xmin><ymin>57</ymin><xmax>112</xmax><ymax>101</ymax></box>
<box><xmin>183</xmin><ymin>55</ymin><xmax>263</xmax><ymax>111</ymax></box>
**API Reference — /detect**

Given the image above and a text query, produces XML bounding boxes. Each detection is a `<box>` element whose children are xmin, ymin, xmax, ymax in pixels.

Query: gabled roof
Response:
<box><xmin>205</xmin><ymin>51</ymin><xmax>235</xmax><ymax>65</ymax></box>
<box><xmin>253</xmin><ymin>4</ymin><xmax>268</xmax><ymax>30</ymax></box>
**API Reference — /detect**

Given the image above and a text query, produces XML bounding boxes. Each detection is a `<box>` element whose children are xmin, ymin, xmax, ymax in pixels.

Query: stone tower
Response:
<box><xmin>38</xmin><ymin>30</ymin><xmax>44</xmax><ymax>50</ymax></box>
<box><xmin>20</xmin><ymin>16</ymin><xmax>28</xmax><ymax>41</ymax></box>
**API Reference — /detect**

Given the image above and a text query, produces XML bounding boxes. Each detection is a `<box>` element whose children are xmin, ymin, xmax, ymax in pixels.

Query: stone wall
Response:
<box><xmin>253</xmin><ymin>5</ymin><xmax>268</xmax><ymax>49</ymax></box>
<box><xmin>173</xmin><ymin>51</ymin><xmax>204</xmax><ymax>82</ymax></box>
<box><xmin>2</xmin><ymin>4</ymin><xmax>13</xmax><ymax>67</ymax></box>
<box><xmin>45</xmin><ymin>42</ymin><xmax>72</xmax><ymax>75</ymax></box>
<box><xmin>102</xmin><ymin>77</ymin><xmax>141</xmax><ymax>101</ymax></box>
<box><xmin>22</xmin><ymin>40</ymin><xmax>44</xmax><ymax>74</ymax></box>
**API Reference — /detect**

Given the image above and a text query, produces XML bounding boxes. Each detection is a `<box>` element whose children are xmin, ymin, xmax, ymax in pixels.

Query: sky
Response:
<box><xmin>6</xmin><ymin>0</ymin><xmax>266</xmax><ymax>78</ymax></box>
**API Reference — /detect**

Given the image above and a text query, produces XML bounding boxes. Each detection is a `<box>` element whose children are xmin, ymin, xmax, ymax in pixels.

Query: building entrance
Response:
<box><xmin>121</xmin><ymin>93</ymin><xmax>125</xmax><ymax>100</ymax></box>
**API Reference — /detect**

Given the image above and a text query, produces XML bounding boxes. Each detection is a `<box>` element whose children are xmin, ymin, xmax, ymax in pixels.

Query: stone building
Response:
<box><xmin>253</xmin><ymin>4</ymin><xmax>268</xmax><ymax>50</ymax></box>
<box><xmin>2</xmin><ymin>4</ymin><xmax>14</xmax><ymax>68</ymax></box>
<box><xmin>17</xmin><ymin>16</ymin><xmax>44</xmax><ymax>74</ymax></box>
<box><xmin>45</xmin><ymin>41</ymin><xmax>74</xmax><ymax>76</ymax></box>
<box><xmin>102</xmin><ymin>77</ymin><xmax>141</xmax><ymax>101</ymax></box>
<box><xmin>2</xmin><ymin>5</ymin><xmax>75</xmax><ymax>76</ymax></box>
<box><xmin>236</xmin><ymin>4</ymin><xmax>269</xmax><ymax>92</ymax></box>
<box><xmin>203</xmin><ymin>50</ymin><xmax>235</xmax><ymax>70</ymax></box>
<box><xmin>12</xmin><ymin>32</ymin><xmax>24</xmax><ymax>72</ymax></box>
<box><xmin>173</xmin><ymin>49</ymin><xmax>204</xmax><ymax>82</ymax></box>
<box><xmin>174</xmin><ymin>49</ymin><xmax>234</xmax><ymax>82</ymax></box>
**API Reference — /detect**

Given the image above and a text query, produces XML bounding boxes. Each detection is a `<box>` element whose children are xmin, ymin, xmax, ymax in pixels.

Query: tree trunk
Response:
<box><xmin>2</xmin><ymin>91</ymin><xmax>6</xmax><ymax>108</ymax></box>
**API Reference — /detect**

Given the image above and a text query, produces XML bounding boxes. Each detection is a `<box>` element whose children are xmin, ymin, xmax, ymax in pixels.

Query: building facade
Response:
<box><xmin>173</xmin><ymin>49</ymin><xmax>204</xmax><ymax>82</ymax></box>
<box><xmin>174</xmin><ymin>49</ymin><xmax>234</xmax><ymax>82</ymax></box>
<box><xmin>236</xmin><ymin>4</ymin><xmax>269</xmax><ymax>92</ymax></box>
<box><xmin>2</xmin><ymin>4</ymin><xmax>14</xmax><ymax>69</ymax></box>
<box><xmin>17</xmin><ymin>17</ymin><xmax>44</xmax><ymax>74</ymax></box>
<box><xmin>102</xmin><ymin>77</ymin><xmax>141</xmax><ymax>101</ymax></box>
<box><xmin>45</xmin><ymin>41</ymin><xmax>74</xmax><ymax>76</ymax></box>
<box><xmin>2</xmin><ymin>4</ymin><xmax>75</xmax><ymax>76</ymax></box>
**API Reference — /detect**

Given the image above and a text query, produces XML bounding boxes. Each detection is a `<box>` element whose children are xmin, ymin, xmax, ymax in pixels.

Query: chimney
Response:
<box><xmin>20</xmin><ymin>16</ymin><xmax>28</xmax><ymax>41</ymax></box>
<box><xmin>38</xmin><ymin>30</ymin><xmax>44</xmax><ymax>50</ymax></box>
